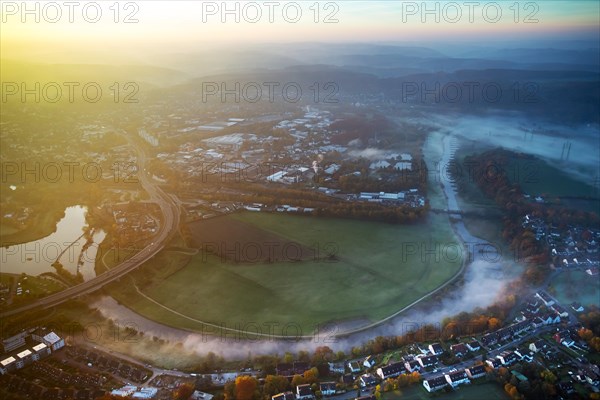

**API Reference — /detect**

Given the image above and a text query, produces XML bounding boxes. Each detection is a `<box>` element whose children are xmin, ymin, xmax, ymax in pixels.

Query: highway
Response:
<box><xmin>0</xmin><ymin>135</ymin><xmax>180</xmax><ymax>319</ymax></box>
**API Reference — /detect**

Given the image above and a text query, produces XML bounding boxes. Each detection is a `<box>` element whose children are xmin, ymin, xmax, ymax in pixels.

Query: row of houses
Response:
<box><xmin>275</xmin><ymin>305</ymin><xmax>585</xmax><ymax>398</ymax></box>
<box><xmin>272</xmin><ymin>383</ymin><xmax>324</xmax><ymax>400</ymax></box>
<box><xmin>110</xmin><ymin>385</ymin><xmax>158</xmax><ymax>399</ymax></box>
<box><xmin>522</xmin><ymin>215</ymin><xmax>600</xmax><ymax>269</ymax></box>
<box><xmin>517</xmin><ymin>292</ymin><xmax>574</xmax><ymax>328</ymax></box>
<box><xmin>480</xmin><ymin>320</ymin><xmax>532</xmax><ymax>348</ymax></box>
<box><xmin>208</xmin><ymin>201</ymin><xmax>316</xmax><ymax>215</ymax></box>
<box><xmin>485</xmin><ymin>350</ymin><xmax>520</xmax><ymax>368</ymax></box>
<box><xmin>371</xmin><ymin>353</ymin><xmax>442</xmax><ymax>381</ymax></box>
<box><xmin>0</xmin><ymin>329</ymin><xmax>65</xmax><ymax>375</ymax></box>
<box><xmin>275</xmin><ymin>362</ymin><xmax>311</xmax><ymax>377</ymax></box>
<box><xmin>422</xmin><ymin>365</ymin><xmax>487</xmax><ymax>392</ymax></box>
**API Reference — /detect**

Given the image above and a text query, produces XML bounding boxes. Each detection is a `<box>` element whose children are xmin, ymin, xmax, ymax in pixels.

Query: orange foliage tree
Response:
<box><xmin>234</xmin><ymin>375</ymin><xmax>258</xmax><ymax>400</ymax></box>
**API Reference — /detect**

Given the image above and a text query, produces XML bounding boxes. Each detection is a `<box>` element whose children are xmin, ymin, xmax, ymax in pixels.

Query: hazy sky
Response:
<box><xmin>2</xmin><ymin>1</ymin><xmax>599</xmax><ymax>61</ymax></box>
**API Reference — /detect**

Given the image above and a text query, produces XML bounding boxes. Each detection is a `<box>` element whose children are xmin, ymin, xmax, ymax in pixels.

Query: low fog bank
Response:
<box><xmin>421</xmin><ymin>113</ymin><xmax>600</xmax><ymax>187</ymax></box>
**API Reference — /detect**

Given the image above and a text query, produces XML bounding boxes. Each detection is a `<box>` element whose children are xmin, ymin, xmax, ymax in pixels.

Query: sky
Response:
<box><xmin>2</xmin><ymin>0</ymin><xmax>599</xmax><ymax>62</ymax></box>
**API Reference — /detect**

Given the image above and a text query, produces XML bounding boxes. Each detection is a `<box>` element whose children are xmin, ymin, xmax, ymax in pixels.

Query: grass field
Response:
<box><xmin>108</xmin><ymin>212</ymin><xmax>462</xmax><ymax>336</ymax></box>
<box><xmin>505</xmin><ymin>153</ymin><xmax>599</xmax><ymax>213</ymax></box>
<box><xmin>510</xmin><ymin>156</ymin><xmax>597</xmax><ymax>198</ymax></box>
<box><xmin>549</xmin><ymin>269</ymin><xmax>600</xmax><ymax>309</ymax></box>
<box><xmin>188</xmin><ymin>216</ymin><xmax>316</xmax><ymax>262</ymax></box>
<box><xmin>383</xmin><ymin>381</ymin><xmax>507</xmax><ymax>399</ymax></box>
<box><xmin>0</xmin><ymin>210</ymin><xmax>64</xmax><ymax>245</ymax></box>
<box><xmin>0</xmin><ymin>273</ymin><xmax>65</xmax><ymax>306</ymax></box>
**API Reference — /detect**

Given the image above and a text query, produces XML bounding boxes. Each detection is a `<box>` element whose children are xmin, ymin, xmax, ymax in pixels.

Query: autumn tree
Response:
<box><xmin>504</xmin><ymin>383</ymin><xmax>521</xmax><ymax>399</ymax></box>
<box><xmin>291</xmin><ymin>374</ymin><xmax>306</xmax><ymax>388</ymax></box>
<box><xmin>298</xmin><ymin>350</ymin><xmax>310</xmax><ymax>362</ymax></box>
<box><xmin>590</xmin><ymin>336</ymin><xmax>600</xmax><ymax>352</ymax></box>
<box><xmin>263</xmin><ymin>375</ymin><xmax>290</xmax><ymax>397</ymax></box>
<box><xmin>540</xmin><ymin>369</ymin><xmax>557</xmax><ymax>384</ymax></box>
<box><xmin>234</xmin><ymin>376</ymin><xmax>258</xmax><ymax>400</ymax></box>
<box><xmin>374</xmin><ymin>387</ymin><xmax>382</xmax><ymax>400</ymax></box>
<box><xmin>223</xmin><ymin>381</ymin><xmax>235</xmax><ymax>400</ymax></box>
<box><xmin>303</xmin><ymin>367</ymin><xmax>319</xmax><ymax>384</ymax></box>
<box><xmin>283</xmin><ymin>352</ymin><xmax>294</xmax><ymax>364</ymax></box>
<box><xmin>312</xmin><ymin>346</ymin><xmax>335</xmax><ymax>365</ymax></box>
<box><xmin>578</xmin><ymin>327</ymin><xmax>594</xmax><ymax>341</ymax></box>
<box><xmin>441</xmin><ymin>320</ymin><xmax>459</xmax><ymax>340</ymax></box>
<box><xmin>173</xmin><ymin>383</ymin><xmax>194</xmax><ymax>400</ymax></box>
<box><xmin>488</xmin><ymin>317</ymin><xmax>502</xmax><ymax>331</ymax></box>
<box><xmin>409</xmin><ymin>371</ymin><xmax>421</xmax><ymax>384</ymax></box>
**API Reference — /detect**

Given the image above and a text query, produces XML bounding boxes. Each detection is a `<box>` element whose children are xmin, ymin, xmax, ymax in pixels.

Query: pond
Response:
<box><xmin>0</xmin><ymin>206</ymin><xmax>105</xmax><ymax>281</ymax></box>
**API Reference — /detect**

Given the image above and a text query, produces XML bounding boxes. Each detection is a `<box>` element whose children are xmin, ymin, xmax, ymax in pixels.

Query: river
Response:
<box><xmin>88</xmin><ymin>127</ymin><xmax>511</xmax><ymax>358</ymax></box>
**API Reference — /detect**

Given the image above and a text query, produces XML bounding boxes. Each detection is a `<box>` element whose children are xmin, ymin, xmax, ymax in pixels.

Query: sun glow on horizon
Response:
<box><xmin>1</xmin><ymin>0</ymin><xmax>599</xmax><ymax>64</ymax></box>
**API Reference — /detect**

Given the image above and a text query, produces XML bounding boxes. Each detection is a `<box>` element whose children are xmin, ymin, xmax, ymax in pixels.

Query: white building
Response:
<box><xmin>328</xmin><ymin>362</ymin><xmax>345</xmax><ymax>374</ymax></box>
<box><xmin>423</xmin><ymin>376</ymin><xmax>447</xmax><ymax>392</ymax></box>
<box><xmin>15</xmin><ymin>349</ymin><xmax>32</xmax><ymax>368</ymax></box>
<box><xmin>319</xmin><ymin>382</ymin><xmax>336</xmax><ymax>396</ymax></box>
<box><xmin>369</xmin><ymin>160</ymin><xmax>391</xmax><ymax>170</ymax></box>
<box><xmin>0</xmin><ymin>356</ymin><xmax>16</xmax><ymax>375</ymax></box>
<box><xmin>363</xmin><ymin>356</ymin><xmax>376</xmax><ymax>368</ymax></box>
<box><xmin>394</xmin><ymin>161</ymin><xmax>412</xmax><ymax>171</ymax></box>
<box><xmin>132</xmin><ymin>387</ymin><xmax>158</xmax><ymax>399</ymax></box>
<box><xmin>191</xmin><ymin>391</ymin><xmax>214</xmax><ymax>400</ymax></box>
<box><xmin>111</xmin><ymin>385</ymin><xmax>137</xmax><ymax>397</ymax></box>
<box><xmin>444</xmin><ymin>370</ymin><xmax>470</xmax><ymax>388</ymax></box>
<box><xmin>359</xmin><ymin>373</ymin><xmax>377</xmax><ymax>387</ymax></box>
<box><xmin>347</xmin><ymin>361</ymin><xmax>361</xmax><ymax>373</ymax></box>
<box><xmin>267</xmin><ymin>171</ymin><xmax>287</xmax><ymax>182</ymax></box>
<box><xmin>376</xmin><ymin>362</ymin><xmax>405</xmax><ymax>380</ymax></box>
<box><xmin>535</xmin><ymin>291</ymin><xmax>555</xmax><ymax>306</ymax></box>
<box><xmin>42</xmin><ymin>332</ymin><xmax>65</xmax><ymax>351</ymax></box>
<box><xmin>428</xmin><ymin>343</ymin><xmax>444</xmax><ymax>355</ymax></box>
<box><xmin>31</xmin><ymin>343</ymin><xmax>50</xmax><ymax>360</ymax></box>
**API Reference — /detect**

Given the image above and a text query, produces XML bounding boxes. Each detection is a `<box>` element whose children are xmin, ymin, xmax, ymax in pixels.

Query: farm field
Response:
<box><xmin>108</xmin><ymin>212</ymin><xmax>463</xmax><ymax>336</ymax></box>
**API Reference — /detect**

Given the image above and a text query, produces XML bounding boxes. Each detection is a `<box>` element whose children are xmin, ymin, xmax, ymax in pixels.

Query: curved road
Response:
<box><xmin>0</xmin><ymin>135</ymin><xmax>180</xmax><ymax>318</ymax></box>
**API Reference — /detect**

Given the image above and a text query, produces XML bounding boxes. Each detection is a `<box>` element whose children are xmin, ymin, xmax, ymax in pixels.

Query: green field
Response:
<box><xmin>0</xmin><ymin>210</ymin><xmax>64</xmax><ymax>245</ymax></box>
<box><xmin>505</xmin><ymin>153</ymin><xmax>599</xmax><ymax>213</ymax></box>
<box><xmin>108</xmin><ymin>212</ymin><xmax>462</xmax><ymax>336</ymax></box>
<box><xmin>549</xmin><ymin>269</ymin><xmax>600</xmax><ymax>308</ymax></box>
<box><xmin>383</xmin><ymin>382</ymin><xmax>507</xmax><ymax>399</ymax></box>
<box><xmin>0</xmin><ymin>273</ymin><xmax>65</xmax><ymax>306</ymax></box>
<box><xmin>511</xmin><ymin>157</ymin><xmax>597</xmax><ymax>198</ymax></box>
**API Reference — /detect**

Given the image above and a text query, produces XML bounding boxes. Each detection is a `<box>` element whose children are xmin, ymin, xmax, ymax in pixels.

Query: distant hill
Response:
<box><xmin>171</xmin><ymin>64</ymin><xmax>599</xmax><ymax>124</ymax></box>
<box><xmin>0</xmin><ymin>59</ymin><xmax>190</xmax><ymax>89</ymax></box>
<box><xmin>460</xmin><ymin>47</ymin><xmax>600</xmax><ymax>66</ymax></box>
